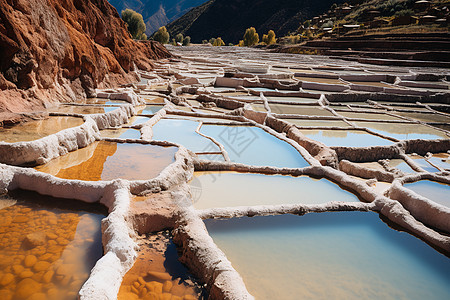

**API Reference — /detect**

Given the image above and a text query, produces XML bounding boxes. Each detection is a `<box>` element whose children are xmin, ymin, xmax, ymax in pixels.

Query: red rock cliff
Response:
<box><xmin>0</xmin><ymin>0</ymin><xmax>171</xmax><ymax>122</ymax></box>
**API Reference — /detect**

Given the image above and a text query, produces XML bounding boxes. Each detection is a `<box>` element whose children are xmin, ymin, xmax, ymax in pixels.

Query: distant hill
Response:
<box><xmin>108</xmin><ymin>0</ymin><xmax>209</xmax><ymax>35</ymax></box>
<box><xmin>165</xmin><ymin>0</ymin><xmax>348</xmax><ymax>44</ymax></box>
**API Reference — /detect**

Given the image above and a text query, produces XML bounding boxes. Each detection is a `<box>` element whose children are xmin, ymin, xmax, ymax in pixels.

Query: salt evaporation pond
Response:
<box><xmin>129</xmin><ymin>116</ymin><xmax>150</xmax><ymax>126</ymax></box>
<box><xmin>354</xmin><ymin>122</ymin><xmax>448</xmax><ymax>140</ymax></box>
<box><xmin>0</xmin><ymin>117</ymin><xmax>84</xmax><ymax>143</ymax></box>
<box><xmin>190</xmin><ymin>172</ymin><xmax>359</xmax><ymax>209</ymax></box>
<box><xmin>265</xmin><ymin>96</ymin><xmax>318</xmax><ymax>104</ymax></box>
<box><xmin>35</xmin><ymin>141</ymin><xmax>176</xmax><ymax>181</ymax></box>
<box><xmin>388</xmin><ymin>159</ymin><xmax>416</xmax><ymax>173</ymax></box>
<box><xmin>404</xmin><ymin>180</ymin><xmax>450</xmax><ymax>207</ymax></box>
<box><xmin>253</xmin><ymin>104</ymin><xmax>333</xmax><ymax>116</ymax></box>
<box><xmin>100</xmin><ymin>128</ymin><xmax>141</xmax><ymax>139</ymax></box>
<box><xmin>49</xmin><ymin>105</ymin><xmax>120</xmax><ymax>115</ymax></box>
<box><xmin>0</xmin><ymin>190</ymin><xmax>105</xmax><ymax>300</ymax></box>
<box><xmin>204</xmin><ymin>212</ymin><xmax>450</xmax><ymax>300</ymax></box>
<box><xmin>299</xmin><ymin>129</ymin><xmax>393</xmax><ymax>147</ymax></box>
<box><xmin>118</xmin><ymin>231</ymin><xmax>203</xmax><ymax>300</ymax></box>
<box><xmin>338</xmin><ymin>111</ymin><xmax>403</xmax><ymax>121</ymax></box>
<box><xmin>427</xmin><ymin>153</ymin><xmax>450</xmax><ymax>171</ymax></box>
<box><xmin>281</xmin><ymin>119</ymin><xmax>350</xmax><ymax>128</ymax></box>
<box><xmin>142</xmin><ymin>105</ymin><xmax>164</xmax><ymax>115</ymax></box>
<box><xmin>200</xmin><ymin>125</ymin><xmax>309</xmax><ymax>168</ymax></box>
<box><xmin>409</xmin><ymin>155</ymin><xmax>440</xmax><ymax>172</ymax></box>
<box><xmin>152</xmin><ymin>119</ymin><xmax>219</xmax><ymax>152</ymax></box>
<box><xmin>395</xmin><ymin>112</ymin><xmax>450</xmax><ymax>124</ymax></box>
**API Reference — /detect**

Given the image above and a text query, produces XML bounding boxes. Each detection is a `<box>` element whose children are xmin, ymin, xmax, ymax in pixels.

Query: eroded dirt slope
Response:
<box><xmin>0</xmin><ymin>0</ymin><xmax>170</xmax><ymax>123</ymax></box>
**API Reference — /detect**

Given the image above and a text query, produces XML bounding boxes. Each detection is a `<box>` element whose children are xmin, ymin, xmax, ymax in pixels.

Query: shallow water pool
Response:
<box><xmin>300</xmin><ymin>129</ymin><xmax>393</xmax><ymax>147</ymax></box>
<box><xmin>282</xmin><ymin>119</ymin><xmax>349</xmax><ymax>128</ymax></box>
<box><xmin>204</xmin><ymin>212</ymin><xmax>450</xmax><ymax>300</ymax></box>
<box><xmin>152</xmin><ymin>119</ymin><xmax>218</xmax><ymax>152</ymax></box>
<box><xmin>35</xmin><ymin>141</ymin><xmax>176</xmax><ymax>181</ymax></box>
<box><xmin>141</xmin><ymin>105</ymin><xmax>164</xmax><ymax>115</ymax></box>
<box><xmin>100</xmin><ymin>128</ymin><xmax>141</xmax><ymax>139</ymax></box>
<box><xmin>190</xmin><ymin>172</ymin><xmax>359</xmax><ymax>209</ymax></box>
<box><xmin>404</xmin><ymin>180</ymin><xmax>450</xmax><ymax>208</ymax></box>
<box><xmin>118</xmin><ymin>231</ymin><xmax>203</xmax><ymax>300</ymax></box>
<box><xmin>49</xmin><ymin>105</ymin><xmax>120</xmax><ymax>115</ymax></box>
<box><xmin>355</xmin><ymin>122</ymin><xmax>448</xmax><ymax>140</ymax></box>
<box><xmin>200</xmin><ymin>125</ymin><xmax>309</xmax><ymax>168</ymax></box>
<box><xmin>0</xmin><ymin>117</ymin><xmax>84</xmax><ymax>143</ymax></box>
<box><xmin>0</xmin><ymin>190</ymin><xmax>105</xmax><ymax>300</ymax></box>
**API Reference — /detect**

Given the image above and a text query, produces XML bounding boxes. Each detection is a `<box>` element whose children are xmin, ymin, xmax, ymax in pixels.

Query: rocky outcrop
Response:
<box><xmin>0</xmin><ymin>0</ymin><xmax>171</xmax><ymax>122</ymax></box>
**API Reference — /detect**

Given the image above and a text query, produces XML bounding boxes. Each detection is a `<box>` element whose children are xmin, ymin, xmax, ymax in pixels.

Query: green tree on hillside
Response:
<box><xmin>262</xmin><ymin>30</ymin><xmax>276</xmax><ymax>45</ymax></box>
<box><xmin>243</xmin><ymin>27</ymin><xmax>259</xmax><ymax>46</ymax></box>
<box><xmin>213</xmin><ymin>37</ymin><xmax>225</xmax><ymax>46</ymax></box>
<box><xmin>153</xmin><ymin>26</ymin><xmax>170</xmax><ymax>44</ymax></box>
<box><xmin>183</xmin><ymin>36</ymin><xmax>191</xmax><ymax>46</ymax></box>
<box><xmin>175</xmin><ymin>33</ymin><xmax>184</xmax><ymax>44</ymax></box>
<box><xmin>121</xmin><ymin>9</ymin><xmax>147</xmax><ymax>40</ymax></box>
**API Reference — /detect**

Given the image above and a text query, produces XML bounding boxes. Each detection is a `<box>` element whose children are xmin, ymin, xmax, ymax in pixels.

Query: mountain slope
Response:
<box><xmin>108</xmin><ymin>0</ymin><xmax>209</xmax><ymax>35</ymax></box>
<box><xmin>166</xmin><ymin>0</ymin><xmax>348</xmax><ymax>44</ymax></box>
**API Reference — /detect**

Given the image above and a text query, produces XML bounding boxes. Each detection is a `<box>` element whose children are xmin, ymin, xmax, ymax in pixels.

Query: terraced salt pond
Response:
<box><xmin>128</xmin><ymin>116</ymin><xmax>151</xmax><ymax>126</ymax></box>
<box><xmin>338</xmin><ymin>111</ymin><xmax>404</xmax><ymax>121</ymax></box>
<box><xmin>204</xmin><ymin>212</ymin><xmax>450</xmax><ymax>300</ymax></box>
<box><xmin>427</xmin><ymin>153</ymin><xmax>450</xmax><ymax>171</ymax></box>
<box><xmin>190</xmin><ymin>172</ymin><xmax>359</xmax><ymax>209</ymax></box>
<box><xmin>408</xmin><ymin>155</ymin><xmax>440</xmax><ymax>172</ymax></box>
<box><xmin>49</xmin><ymin>105</ymin><xmax>120</xmax><ymax>115</ymax></box>
<box><xmin>35</xmin><ymin>141</ymin><xmax>177</xmax><ymax>181</ymax></box>
<box><xmin>200</xmin><ymin>125</ymin><xmax>309</xmax><ymax>167</ymax></box>
<box><xmin>118</xmin><ymin>232</ymin><xmax>203</xmax><ymax>300</ymax></box>
<box><xmin>100</xmin><ymin>128</ymin><xmax>141</xmax><ymax>139</ymax></box>
<box><xmin>404</xmin><ymin>180</ymin><xmax>450</xmax><ymax>207</ymax></box>
<box><xmin>395</xmin><ymin>112</ymin><xmax>450</xmax><ymax>124</ymax></box>
<box><xmin>299</xmin><ymin>129</ymin><xmax>393</xmax><ymax>147</ymax></box>
<box><xmin>141</xmin><ymin>105</ymin><xmax>164</xmax><ymax>115</ymax></box>
<box><xmin>152</xmin><ymin>119</ymin><xmax>218</xmax><ymax>152</ymax></box>
<box><xmin>388</xmin><ymin>159</ymin><xmax>416</xmax><ymax>173</ymax></box>
<box><xmin>354</xmin><ymin>122</ymin><xmax>448</xmax><ymax>140</ymax></box>
<box><xmin>282</xmin><ymin>119</ymin><xmax>350</xmax><ymax>128</ymax></box>
<box><xmin>265</xmin><ymin>96</ymin><xmax>319</xmax><ymax>104</ymax></box>
<box><xmin>252</xmin><ymin>104</ymin><xmax>333</xmax><ymax>116</ymax></box>
<box><xmin>0</xmin><ymin>117</ymin><xmax>84</xmax><ymax>143</ymax></box>
<box><xmin>0</xmin><ymin>190</ymin><xmax>105</xmax><ymax>300</ymax></box>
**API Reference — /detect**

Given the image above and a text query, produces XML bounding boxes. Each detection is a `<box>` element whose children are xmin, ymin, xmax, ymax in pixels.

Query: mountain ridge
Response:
<box><xmin>165</xmin><ymin>0</ymin><xmax>348</xmax><ymax>44</ymax></box>
<box><xmin>108</xmin><ymin>0</ymin><xmax>209</xmax><ymax>35</ymax></box>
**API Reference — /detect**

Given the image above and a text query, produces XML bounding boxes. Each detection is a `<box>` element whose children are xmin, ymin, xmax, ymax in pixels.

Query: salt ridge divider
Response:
<box><xmin>388</xmin><ymin>173</ymin><xmax>450</xmax><ymax>233</ymax></box>
<box><xmin>0</xmin><ymin>105</ymin><xmax>136</xmax><ymax>166</ymax></box>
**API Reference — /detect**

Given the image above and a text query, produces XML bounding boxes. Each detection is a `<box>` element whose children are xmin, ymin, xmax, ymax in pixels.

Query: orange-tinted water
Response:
<box><xmin>118</xmin><ymin>232</ymin><xmax>202</xmax><ymax>300</ymax></box>
<box><xmin>35</xmin><ymin>141</ymin><xmax>177</xmax><ymax>181</ymax></box>
<box><xmin>0</xmin><ymin>117</ymin><xmax>84</xmax><ymax>143</ymax></box>
<box><xmin>0</xmin><ymin>191</ymin><xmax>105</xmax><ymax>300</ymax></box>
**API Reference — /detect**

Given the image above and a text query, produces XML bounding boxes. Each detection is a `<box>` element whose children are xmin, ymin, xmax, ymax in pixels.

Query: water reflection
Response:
<box><xmin>35</xmin><ymin>141</ymin><xmax>176</xmax><ymax>181</ymax></box>
<box><xmin>405</xmin><ymin>180</ymin><xmax>450</xmax><ymax>208</ymax></box>
<box><xmin>300</xmin><ymin>129</ymin><xmax>393</xmax><ymax>147</ymax></box>
<box><xmin>205</xmin><ymin>212</ymin><xmax>450</xmax><ymax>300</ymax></box>
<box><xmin>200</xmin><ymin>125</ymin><xmax>309</xmax><ymax>168</ymax></box>
<box><xmin>190</xmin><ymin>172</ymin><xmax>359</xmax><ymax>209</ymax></box>
<box><xmin>0</xmin><ymin>117</ymin><xmax>84</xmax><ymax>143</ymax></box>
